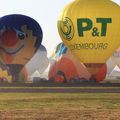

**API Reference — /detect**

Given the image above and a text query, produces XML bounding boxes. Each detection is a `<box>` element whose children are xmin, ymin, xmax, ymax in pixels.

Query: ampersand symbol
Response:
<box><xmin>92</xmin><ymin>27</ymin><xmax>99</xmax><ymax>37</ymax></box>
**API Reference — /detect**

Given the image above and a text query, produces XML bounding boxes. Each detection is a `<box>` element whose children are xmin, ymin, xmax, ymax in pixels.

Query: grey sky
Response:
<box><xmin>0</xmin><ymin>0</ymin><xmax>120</xmax><ymax>56</ymax></box>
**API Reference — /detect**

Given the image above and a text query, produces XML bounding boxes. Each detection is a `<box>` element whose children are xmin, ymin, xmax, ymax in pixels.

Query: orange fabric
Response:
<box><xmin>55</xmin><ymin>76</ymin><xmax>64</xmax><ymax>83</ymax></box>
<box><xmin>6</xmin><ymin>54</ymin><xmax>14</xmax><ymax>63</ymax></box>
<box><xmin>49</xmin><ymin>57</ymin><xmax>79</xmax><ymax>82</ymax></box>
<box><xmin>96</xmin><ymin>64</ymin><xmax>107</xmax><ymax>82</ymax></box>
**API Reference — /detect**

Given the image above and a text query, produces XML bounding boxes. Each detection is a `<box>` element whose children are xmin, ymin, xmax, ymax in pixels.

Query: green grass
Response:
<box><xmin>0</xmin><ymin>93</ymin><xmax>120</xmax><ymax>109</ymax></box>
<box><xmin>0</xmin><ymin>93</ymin><xmax>120</xmax><ymax>119</ymax></box>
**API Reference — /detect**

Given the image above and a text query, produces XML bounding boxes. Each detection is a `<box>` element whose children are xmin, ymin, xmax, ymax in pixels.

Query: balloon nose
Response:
<box><xmin>1</xmin><ymin>30</ymin><xmax>18</xmax><ymax>47</ymax></box>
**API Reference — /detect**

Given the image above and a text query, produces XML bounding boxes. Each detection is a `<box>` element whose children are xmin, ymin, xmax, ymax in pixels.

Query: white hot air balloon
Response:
<box><xmin>112</xmin><ymin>47</ymin><xmax>120</xmax><ymax>69</ymax></box>
<box><xmin>25</xmin><ymin>45</ymin><xmax>49</xmax><ymax>77</ymax></box>
<box><xmin>106</xmin><ymin>57</ymin><xmax>116</xmax><ymax>77</ymax></box>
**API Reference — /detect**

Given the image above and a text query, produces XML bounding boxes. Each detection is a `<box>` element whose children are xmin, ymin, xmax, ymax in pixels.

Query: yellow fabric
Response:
<box><xmin>58</xmin><ymin>0</ymin><xmax>120</xmax><ymax>63</ymax></box>
<box><xmin>0</xmin><ymin>68</ymin><xmax>12</xmax><ymax>82</ymax></box>
<box><xmin>0</xmin><ymin>25</ymin><xmax>36</xmax><ymax>65</ymax></box>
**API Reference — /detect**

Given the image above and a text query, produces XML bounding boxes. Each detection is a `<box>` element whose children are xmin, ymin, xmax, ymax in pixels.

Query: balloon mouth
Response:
<box><xmin>84</xmin><ymin>63</ymin><xmax>104</xmax><ymax>76</ymax></box>
<box><xmin>0</xmin><ymin>44</ymin><xmax>24</xmax><ymax>54</ymax></box>
<box><xmin>84</xmin><ymin>63</ymin><xmax>104</xmax><ymax>67</ymax></box>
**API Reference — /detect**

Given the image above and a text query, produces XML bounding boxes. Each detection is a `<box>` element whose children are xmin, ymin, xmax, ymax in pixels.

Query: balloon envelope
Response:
<box><xmin>49</xmin><ymin>57</ymin><xmax>79</xmax><ymax>82</ymax></box>
<box><xmin>25</xmin><ymin>45</ymin><xmax>49</xmax><ymax>76</ymax></box>
<box><xmin>58</xmin><ymin>0</ymin><xmax>120</xmax><ymax>64</ymax></box>
<box><xmin>112</xmin><ymin>47</ymin><xmax>120</xmax><ymax>69</ymax></box>
<box><xmin>0</xmin><ymin>14</ymin><xmax>43</xmax><ymax>65</ymax></box>
<box><xmin>106</xmin><ymin>57</ymin><xmax>116</xmax><ymax>76</ymax></box>
<box><xmin>49</xmin><ymin>43</ymin><xmax>107</xmax><ymax>82</ymax></box>
<box><xmin>0</xmin><ymin>14</ymin><xmax>43</xmax><ymax>81</ymax></box>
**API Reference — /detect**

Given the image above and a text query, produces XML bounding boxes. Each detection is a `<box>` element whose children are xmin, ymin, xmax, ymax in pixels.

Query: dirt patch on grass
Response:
<box><xmin>0</xmin><ymin>108</ymin><xmax>120</xmax><ymax>120</ymax></box>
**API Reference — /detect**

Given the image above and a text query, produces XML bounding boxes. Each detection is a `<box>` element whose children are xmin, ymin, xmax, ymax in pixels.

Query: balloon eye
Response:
<box><xmin>17</xmin><ymin>33</ymin><xmax>25</xmax><ymax>40</ymax></box>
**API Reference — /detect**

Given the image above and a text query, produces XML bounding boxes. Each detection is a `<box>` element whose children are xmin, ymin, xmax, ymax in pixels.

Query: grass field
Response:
<box><xmin>0</xmin><ymin>93</ymin><xmax>120</xmax><ymax>120</ymax></box>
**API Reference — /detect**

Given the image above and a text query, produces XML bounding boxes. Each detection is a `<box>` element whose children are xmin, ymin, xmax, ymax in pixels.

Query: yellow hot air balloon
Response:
<box><xmin>58</xmin><ymin>0</ymin><xmax>120</xmax><ymax>77</ymax></box>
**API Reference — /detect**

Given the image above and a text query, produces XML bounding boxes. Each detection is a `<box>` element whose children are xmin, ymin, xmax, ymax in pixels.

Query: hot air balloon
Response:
<box><xmin>58</xmin><ymin>0</ymin><xmax>120</xmax><ymax>80</ymax></box>
<box><xmin>18</xmin><ymin>67</ymin><xmax>28</xmax><ymax>82</ymax></box>
<box><xmin>25</xmin><ymin>45</ymin><xmax>49</xmax><ymax>80</ymax></box>
<box><xmin>109</xmin><ymin>66</ymin><xmax>120</xmax><ymax>80</ymax></box>
<box><xmin>112</xmin><ymin>47</ymin><xmax>120</xmax><ymax>69</ymax></box>
<box><xmin>106</xmin><ymin>57</ymin><xmax>116</xmax><ymax>77</ymax></box>
<box><xmin>49</xmin><ymin>43</ymin><xmax>107</xmax><ymax>83</ymax></box>
<box><xmin>49</xmin><ymin>57</ymin><xmax>79</xmax><ymax>83</ymax></box>
<box><xmin>0</xmin><ymin>14</ymin><xmax>43</xmax><ymax>81</ymax></box>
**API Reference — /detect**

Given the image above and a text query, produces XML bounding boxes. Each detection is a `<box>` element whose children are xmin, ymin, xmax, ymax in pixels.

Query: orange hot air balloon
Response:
<box><xmin>49</xmin><ymin>43</ymin><xmax>107</xmax><ymax>83</ymax></box>
<box><xmin>49</xmin><ymin>57</ymin><xmax>79</xmax><ymax>83</ymax></box>
<box><xmin>95</xmin><ymin>64</ymin><xmax>107</xmax><ymax>82</ymax></box>
<box><xmin>62</xmin><ymin>50</ymin><xmax>91</xmax><ymax>80</ymax></box>
<box><xmin>0</xmin><ymin>14</ymin><xmax>43</xmax><ymax>81</ymax></box>
<box><xmin>64</xmin><ymin>50</ymin><xmax>107</xmax><ymax>82</ymax></box>
<box><xmin>58</xmin><ymin>0</ymin><xmax>120</xmax><ymax>80</ymax></box>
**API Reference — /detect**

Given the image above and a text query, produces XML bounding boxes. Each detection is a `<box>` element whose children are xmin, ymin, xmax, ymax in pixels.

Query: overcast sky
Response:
<box><xmin>0</xmin><ymin>0</ymin><xmax>120</xmax><ymax>56</ymax></box>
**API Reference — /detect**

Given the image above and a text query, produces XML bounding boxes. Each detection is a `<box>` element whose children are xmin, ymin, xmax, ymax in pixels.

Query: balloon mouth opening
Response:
<box><xmin>84</xmin><ymin>63</ymin><xmax>104</xmax><ymax>67</ymax></box>
<box><xmin>0</xmin><ymin>44</ymin><xmax>24</xmax><ymax>54</ymax></box>
<box><xmin>84</xmin><ymin>63</ymin><xmax>105</xmax><ymax>76</ymax></box>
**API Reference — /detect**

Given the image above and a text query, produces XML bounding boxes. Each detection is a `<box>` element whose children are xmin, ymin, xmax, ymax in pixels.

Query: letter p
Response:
<box><xmin>77</xmin><ymin>18</ymin><xmax>93</xmax><ymax>37</ymax></box>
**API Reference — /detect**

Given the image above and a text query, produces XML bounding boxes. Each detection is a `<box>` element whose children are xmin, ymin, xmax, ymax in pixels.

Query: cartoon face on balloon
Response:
<box><xmin>0</xmin><ymin>14</ymin><xmax>43</xmax><ymax>65</ymax></box>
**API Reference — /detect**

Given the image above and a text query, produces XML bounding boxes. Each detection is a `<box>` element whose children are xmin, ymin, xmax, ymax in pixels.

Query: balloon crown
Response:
<box><xmin>0</xmin><ymin>14</ymin><xmax>43</xmax><ymax>48</ymax></box>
